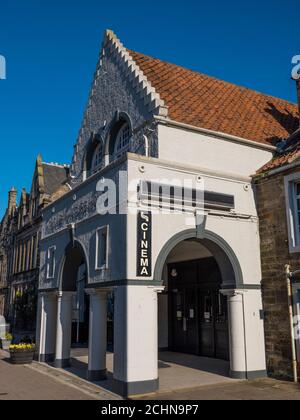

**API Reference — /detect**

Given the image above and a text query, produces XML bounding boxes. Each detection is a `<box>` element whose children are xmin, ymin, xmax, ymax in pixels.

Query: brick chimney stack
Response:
<box><xmin>8</xmin><ymin>187</ymin><xmax>17</xmax><ymax>216</ymax></box>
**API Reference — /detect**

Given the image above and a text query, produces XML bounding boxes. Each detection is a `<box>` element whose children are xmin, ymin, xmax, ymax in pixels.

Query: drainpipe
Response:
<box><xmin>285</xmin><ymin>264</ymin><xmax>298</xmax><ymax>383</ymax></box>
<box><xmin>143</xmin><ymin>134</ymin><xmax>150</xmax><ymax>157</ymax></box>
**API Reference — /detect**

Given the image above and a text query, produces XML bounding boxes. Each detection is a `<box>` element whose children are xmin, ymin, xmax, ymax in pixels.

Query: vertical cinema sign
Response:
<box><xmin>137</xmin><ymin>211</ymin><xmax>152</xmax><ymax>277</ymax></box>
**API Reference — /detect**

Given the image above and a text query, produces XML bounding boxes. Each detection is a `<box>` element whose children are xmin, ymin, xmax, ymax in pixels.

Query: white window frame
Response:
<box><xmin>113</xmin><ymin>123</ymin><xmax>131</xmax><ymax>160</ymax></box>
<box><xmin>95</xmin><ymin>226</ymin><xmax>109</xmax><ymax>271</ymax></box>
<box><xmin>47</xmin><ymin>246</ymin><xmax>56</xmax><ymax>279</ymax></box>
<box><xmin>285</xmin><ymin>173</ymin><xmax>300</xmax><ymax>253</ymax></box>
<box><xmin>91</xmin><ymin>142</ymin><xmax>104</xmax><ymax>173</ymax></box>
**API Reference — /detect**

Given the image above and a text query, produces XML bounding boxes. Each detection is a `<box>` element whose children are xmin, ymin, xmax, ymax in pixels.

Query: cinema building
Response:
<box><xmin>36</xmin><ymin>30</ymin><xmax>299</xmax><ymax>396</ymax></box>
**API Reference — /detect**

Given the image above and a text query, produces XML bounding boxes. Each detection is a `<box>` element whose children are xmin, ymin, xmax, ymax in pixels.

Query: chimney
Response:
<box><xmin>8</xmin><ymin>187</ymin><xmax>17</xmax><ymax>216</ymax></box>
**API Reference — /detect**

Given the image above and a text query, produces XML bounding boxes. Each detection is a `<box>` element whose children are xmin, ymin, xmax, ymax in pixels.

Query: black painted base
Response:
<box><xmin>87</xmin><ymin>369</ymin><xmax>107</xmax><ymax>381</ymax></box>
<box><xmin>38</xmin><ymin>354</ymin><xmax>55</xmax><ymax>363</ymax></box>
<box><xmin>230</xmin><ymin>370</ymin><xmax>268</xmax><ymax>380</ymax></box>
<box><xmin>113</xmin><ymin>378</ymin><xmax>159</xmax><ymax>397</ymax></box>
<box><xmin>54</xmin><ymin>358</ymin><xmax>71</xmax><ymax>368</ymax></box>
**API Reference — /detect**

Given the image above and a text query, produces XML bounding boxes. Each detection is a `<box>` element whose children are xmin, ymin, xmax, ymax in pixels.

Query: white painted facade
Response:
<box><xmin>36</xmin><ymin>30</ymin><xmax>273</xmax><ymax>397</ymax></box>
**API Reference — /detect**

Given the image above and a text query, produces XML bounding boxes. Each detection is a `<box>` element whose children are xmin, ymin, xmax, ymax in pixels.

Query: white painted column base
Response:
<box><xmin>113</xmin><ymin>285</ymin><xmax>164</xmax><ymax>397</ymax></box>
<box><xmin>86</xmin><ymin>288</ymin><xmax>109</xmax><ymax>381</ymax></box>
<box><xmin>54</xmin><ymin>292</ymin><xmax>75</xmax><ymax>368</ymax></box>
<box><xmin>222</xmin><ymin>289</ymin><xmax>267</xmax><ymax>380</ymax></box>
<box><xmin>37</xmin><ymin>292</ymin><xmax>58</xmax><ymax>363</ymax></box>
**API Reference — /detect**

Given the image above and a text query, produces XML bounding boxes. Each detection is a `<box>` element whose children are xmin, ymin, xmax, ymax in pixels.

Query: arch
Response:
<box><xmin>153</xmin><ymin>229</ymin><xmax>243</xmax><ymax>288</ymax></box>
<box><xmin>59</xmin><ymin>240</ymin><xmax>89</xmax><ymax>292</ymax></box>
<box><xmin>104</xmin><ymin>111</ymin><xmax>133</xmax><ymax>160</ymax></box>
<box><xmin>83</xmin><ymin>133</ymin><xmax>104</xmax><ymax>176</ymax></box>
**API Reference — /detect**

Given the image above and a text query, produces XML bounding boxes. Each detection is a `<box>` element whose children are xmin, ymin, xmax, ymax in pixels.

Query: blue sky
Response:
<box><xmin>0</xmin><ymin>0</ymin><xmax>299</xmax><ymax>216</ymax></box>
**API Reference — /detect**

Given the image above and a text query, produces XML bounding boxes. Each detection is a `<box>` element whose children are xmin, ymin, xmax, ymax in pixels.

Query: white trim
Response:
<box><xmin>95</xmin><ymin>225</ymin><xmax>110</xmax><ymax>271</ymax></box>
<box><xmin>113</xmin><ymin>122</ymin><xmax>131</xmax><ymax>160</ymax></box>
<box><xmin>46</xmin><ymin>246</ymin><xmax>56</xmax><ymax>279</ymax></box>
<box><xmin>284</xmin><ymin>172</ymin><xmax>300</xmax><ymax>253</ymax></box>
<box><xmin>154</xmin><ymin>116</ymin><xmax>277</xmax><ymax>152</ymax></box>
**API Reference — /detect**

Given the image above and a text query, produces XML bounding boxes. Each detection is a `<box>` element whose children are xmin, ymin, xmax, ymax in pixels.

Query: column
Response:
<box><xmin>221</xmin><ymin>289</ymin><xmax>247</xmax><ymax>379</ymax></box>
<box><xmin>37</xmin><ymin>292</ymin><xmax>57</xmax><ymax>363</ymax></box>
<box><xmin>86</xmin><ymin>289</ymin><xmax>109</xmax><ymax>381</ymax></box>
<box><xmin>54</xmin><ymin>292</ymin><xmax>75</xmax><ymax>368</ymax></box>
<box><xmin>113</xmin><ymin>285</ymin><xmax>164</xmax><ymax>397</ymax></box>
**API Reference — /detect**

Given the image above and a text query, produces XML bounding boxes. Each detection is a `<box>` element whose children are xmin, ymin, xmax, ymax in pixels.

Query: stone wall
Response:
<box><xmin>255</xmin><ymin>168</ymin><xmax>300</xmax><ymax>379</ymax></box>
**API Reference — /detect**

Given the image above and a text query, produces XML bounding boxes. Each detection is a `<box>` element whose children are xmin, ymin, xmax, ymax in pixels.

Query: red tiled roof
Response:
<box><xmin>129</xmin><ymin>50</ymin><xmax>299</xmax><ymax>146</ymax></box>
<box><xmin>256</xmin><ymin>130</ymin><xmax>300</xmax><ymax>174</ymax></box>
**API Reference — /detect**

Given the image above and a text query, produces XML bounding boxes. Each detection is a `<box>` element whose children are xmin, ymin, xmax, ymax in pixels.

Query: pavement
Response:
<box><xmin>2</xmin><ymin>348</ymin><xmax>300</xmax><ymax>400</ymax></box>
<box><xmin>133</xmin><ymin>379</ymin><xmax>300</xmax><ymax>400</ymax></box>
<box><xmin>0</xmin><ymin>350</ymin><xmax>120</xmax><ymax>400</ymax></box>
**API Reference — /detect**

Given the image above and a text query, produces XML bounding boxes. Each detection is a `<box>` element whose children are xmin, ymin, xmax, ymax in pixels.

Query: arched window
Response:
<box><xmin>91</xmin><ymin>142</ymin><xmax>103</xmax><ymax>173</ymax></box>
<box><xmin>114</xmin><ymin>123</ymin><xmax>131</xmax><ymax>160</ymax></box>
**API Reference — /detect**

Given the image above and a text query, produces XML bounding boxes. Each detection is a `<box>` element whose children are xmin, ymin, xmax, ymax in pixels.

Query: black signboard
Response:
<box><xmin>137</xmin><ymin>211</ymin><xmax>152</xmax><ymax>277</ymax></box>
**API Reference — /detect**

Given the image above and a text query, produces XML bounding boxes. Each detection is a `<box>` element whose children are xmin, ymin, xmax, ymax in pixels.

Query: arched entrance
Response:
<box><xmin>61</xmin><ymin>242</ymin><xmax>89</xmax><ymax>346</ymax></box>
<box><xmin>156</xmin><ymin>230</ymin><xmax>243</xmax><ymax>373</ymax></box>
<box><xmin>55</xmin><ymin>241</ymin><xmax>88</xmax><ymax>368</ymax></box>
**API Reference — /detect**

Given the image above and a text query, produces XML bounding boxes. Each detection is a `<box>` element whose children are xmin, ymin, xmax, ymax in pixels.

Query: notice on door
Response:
<box><xmin>137</xmin><ymin>211</ymin><xmax>152</xmax><ymax>277</ymax></box>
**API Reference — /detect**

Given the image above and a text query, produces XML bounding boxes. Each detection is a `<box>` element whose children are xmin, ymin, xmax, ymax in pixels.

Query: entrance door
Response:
<box><xmin>170</xmin><ymin>286</ymin><xmax>198</xmax><ymax>355</ymax></box>
<box><xmin>199</xmin><ymin>289</ymin><xmax>229</xmax><ymax>359</ymax></box>
<box><xmin>169</xmin><ymin>259</ymin><xmax>229</xmax><ymax>361</ymax></box>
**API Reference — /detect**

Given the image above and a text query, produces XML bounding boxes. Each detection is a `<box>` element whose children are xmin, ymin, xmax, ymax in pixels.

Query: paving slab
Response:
<box><xmin>133</xmin><ymin>379</ymin><xmax>300</xmax><ymax>400</ymax></box>
<box><xmin>0</xmin><ymin>350</ymin><xmax>120</xmax><ymax>400</ymax></box>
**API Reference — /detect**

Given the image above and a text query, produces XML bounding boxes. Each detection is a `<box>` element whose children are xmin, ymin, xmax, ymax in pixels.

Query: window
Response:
<box><xmin>114</xmin><ymin>123</ymin><xmax>131</xmax><ymax>160</ymax></box>
<box><xmin>285</xmin><ymin>174</ymin><xmax>300</xmax><ymax>252</ymax></box>
<box><xmin>91</xmin><ymin>142</ymin><xmax>103</xmax><ymax>173</ymax></box>
<box><xmin>95</xmin><ymin>226</ymin><xmax>109</xmax><ymax>270</ymax></box>
<box><xmin>47</xmin><ymin>246</ymin><xmax>56</xmax><ymax>279</ymax></box>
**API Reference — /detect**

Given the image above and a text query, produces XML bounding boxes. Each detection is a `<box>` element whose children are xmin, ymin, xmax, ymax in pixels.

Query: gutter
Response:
<box><xmin>154</xmin><ymin>116</ymin><xmax>277</xmax><ymax>152</ymax></box>
<box><xmin>256</xmin><ymin>160</ymin><xmax>300</xmax><ymax>179</ymax></box>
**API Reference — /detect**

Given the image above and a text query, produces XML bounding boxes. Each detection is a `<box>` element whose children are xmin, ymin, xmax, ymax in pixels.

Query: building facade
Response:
<box><xmin>35</xmin><ymin>30</ymin><xmax>299</xmax><ymax>397</ymax></box>
<box><xmin>254</xmin><ymin>106</ymin><xmax>300</xmax><ymax>379</ymax></box>
<box><xmin>0</xmin><ymin>156</ymin><xmax>69</xmax><ymax>337</ymax></box>
<box><xmin>0</xmin><ymin>188</ymin><xmax>17</xmax><ymax>319</ymax></box>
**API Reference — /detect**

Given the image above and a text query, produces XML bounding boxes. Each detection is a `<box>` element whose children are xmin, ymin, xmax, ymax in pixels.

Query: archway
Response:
<box><xmin>61</xmin><ymin>241</ymin><xmax>89</xmax><ymax>345</ymax></box>
<box><xmin>156</xmin><ymin>231</ymin><xmax>243</xmax><ymax>367</ymax></box>
<box><xmin>54</xmin><ymin>241</ymin><xmax>88</xmax><ymax>368</ymax></box>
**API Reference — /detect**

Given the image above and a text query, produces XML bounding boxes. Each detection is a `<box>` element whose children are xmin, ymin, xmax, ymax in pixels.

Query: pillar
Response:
<box><xmin>222</xmin><ymin>289</ymin><xmax>247</xmax><ymax>379</ymax></box>
<box><xmin>54</xmin><ymin>292</ymin><xmax>75</xmax><ymax>368</ymax></box>
<box><xmin>37</xmin><ymin>292</ymin><xmax>57</xmax><ymax>363</ymax></box>
<box><xmin>86</xmin><ymin>288</ymin><xmax>109</xmax><ymax>381</ymax></box>
<box><xmin>113</xmin><ymin>285</ymin><xmax>164</xmax><ymax>397</ymax></box>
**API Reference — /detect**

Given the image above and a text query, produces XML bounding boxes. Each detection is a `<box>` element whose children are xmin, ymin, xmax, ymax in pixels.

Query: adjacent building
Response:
<box><xmin>0</xmin><ymin>156</ymin><xmax>69</xmax><ymax>337</ymax></box>
<box><xmin>0</xmin><ymin>188</ymin><xmax>17</xmax><ymax>319</ymax></box>
<box><xmin>35</xmin><ymin>30</ymin><xmax>299</xmax><ymax>397</ymax></box>
<box><xmin>254</xmin><ymin>92</ymin><xmax>300</xmax><ymax>379</ymax></box>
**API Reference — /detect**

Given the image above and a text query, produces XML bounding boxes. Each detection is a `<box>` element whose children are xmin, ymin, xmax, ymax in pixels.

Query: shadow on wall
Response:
<box><xmin>265</xmin><ymin>102</ymin><xmax>299</xmax><ymax>146</ymax></box>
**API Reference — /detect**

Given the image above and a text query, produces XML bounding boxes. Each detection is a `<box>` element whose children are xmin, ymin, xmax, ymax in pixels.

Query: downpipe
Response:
<box><xmin>285</xmin><ymin>264</ymin><xmax>298</xmax><ymax>383</ymax></box>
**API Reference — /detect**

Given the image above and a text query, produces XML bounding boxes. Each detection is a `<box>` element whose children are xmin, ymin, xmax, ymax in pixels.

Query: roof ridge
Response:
<box><xmin>128</xmin><ymin>49</ymin><xmax>298</xmax><ymax>108</ymax></box>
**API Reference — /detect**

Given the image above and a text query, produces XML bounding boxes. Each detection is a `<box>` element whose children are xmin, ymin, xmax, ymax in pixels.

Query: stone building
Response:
<box><xmin>0</xmin><ymin>188</ymin><xmax>17</xmax><ymax>319</ymax></box>
<box><xmin>0</xmin><ymin>156</ymin><xmax>69</xmax><ymax>337</ymax></box>
<box><xmin>254</xmin><ymin>84</ymin><xmax>300</xmax><ymax>379</ymax></box>
<box><xmin>35</xmin><ymin>30</ymin><xmax>299</xmax><ymax>397</ymax></box>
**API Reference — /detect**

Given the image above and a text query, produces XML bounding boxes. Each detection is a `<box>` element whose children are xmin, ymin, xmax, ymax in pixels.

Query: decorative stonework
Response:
<box><xmin>44</xmin><ymin>191</ymin><xmax>99</xmax><ymax>237</ymax></box>
<box><xmin>104</xmin><ymin>30</ymin><xmax>168</xmax><ymax>117</ymax></box>
<box><xmin>70</xmin><ymin>30</ymin><xmax>165</xmax><ymax>184</ymax></box>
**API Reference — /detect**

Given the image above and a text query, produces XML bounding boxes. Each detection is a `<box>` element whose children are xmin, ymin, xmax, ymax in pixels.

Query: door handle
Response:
<box><xmin>183</xmin><ymin>317</ymin><xmax>187</xmax><ymax>332</ymax></box>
